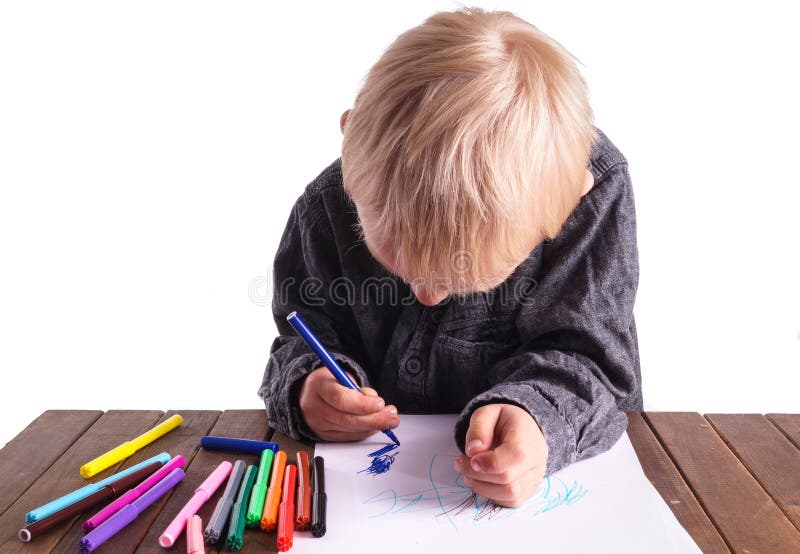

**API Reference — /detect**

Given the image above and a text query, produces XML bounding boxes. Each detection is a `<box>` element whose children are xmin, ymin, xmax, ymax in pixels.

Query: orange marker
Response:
<box><xmin>260</xmin><ymin>450</ymin><xmax>287</xmax><ymax>531</ymax></box>
<box><xmin>295</xmin><ymin>451</ymin><xmax>312</xmax><ymax>530</ymax></box>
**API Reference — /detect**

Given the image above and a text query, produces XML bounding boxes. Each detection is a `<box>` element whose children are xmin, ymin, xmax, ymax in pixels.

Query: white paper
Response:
<box><xmin>295</xmin><ymin>415</ymin><xmax>700</xmax><ymax>553</ymax></box>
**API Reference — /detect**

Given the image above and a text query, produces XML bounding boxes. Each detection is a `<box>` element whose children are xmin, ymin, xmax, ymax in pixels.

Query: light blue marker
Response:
<box><xmin>25</xmin><ymin>452</ymin><xmax>171</xmax><ymax>523</ymax></box>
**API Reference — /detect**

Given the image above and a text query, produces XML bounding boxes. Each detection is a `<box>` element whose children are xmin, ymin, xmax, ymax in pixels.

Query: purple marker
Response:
<box><xmin>83</xmin><ymin>455</ymin><xmax>186</xmax><ymax>532</ymax></box>
<box><xmin>79</xmin><ymin>468</ymin><xmax>185</xmax><ymax>553</ymax></box>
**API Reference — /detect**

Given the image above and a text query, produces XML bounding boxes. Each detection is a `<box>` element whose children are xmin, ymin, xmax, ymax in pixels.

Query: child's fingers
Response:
<box><xmin>469</xmin><ymin>441</ymin><xmax>531</xmax><ymax>475</ymax></box>
<box><xmin>318</xmin><ymin>377</ymin><xmax>385</xmax><ymax>415</ymax></box>
<box><xmin>464</xmin><ymin>405</ymin><xmax>501</xmax><ymax>456</ymax></box>
<box><xmin>461</xmin><ymin>476</ymin><xmax>528</xmax><ymax>508</ymax></box>
<box><xmin>319</xmin><ymin>403</ymin><xmax>398</xmax><ymax>433</ymax></box>
<box><xmin>317</xmin><ymin>428</ymin><xmax>377</xmax><ymax>442</ymax></box>
<box><xmin>454</xmin><ymin>454</ymin><xmax>524</xmax><ymax>485</ymax></box>
<box><xmin>361</xmin><ymin>387</ymin><xmax>379</xmax><ymax>397</ymax></box>
<box><xmin>462</xmin><ymin>468</ymin><xmax>544</xmax><ymax>508</ymax></box>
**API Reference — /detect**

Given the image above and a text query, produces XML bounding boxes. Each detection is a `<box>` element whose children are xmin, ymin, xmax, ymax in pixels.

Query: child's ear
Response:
<box><xmin>340</xmin><ymin>109</ymin><xmax>351</xmax><ymax>134</ymax></box>
<box><xmin>581</xmin><ymin>169</ymin><xmax>595</xmax><ymax>196</ymax></box>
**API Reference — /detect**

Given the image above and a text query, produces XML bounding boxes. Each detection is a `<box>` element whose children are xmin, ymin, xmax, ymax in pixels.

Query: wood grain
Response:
<box><xmin>646</xmin><ymin>412</ymin><xmax>800</xmax><ymax>552</ymax></box>
<box><xmin>7</xmin><ymin>409</ymin><xmax>800</xmax><ymax>553</ymax></box>
<box><xmin>626</xmin><ymin>412</ymin><xmax>729</xmax><ymax>552</ymax></box>
<box><xmin>51</xmin><ymin>410</ymin><xmax>221</xmax><ymax>554</ymax></box>
<box><xmin>767</xmin><ymin>413</ymin><xmax>800</xmax><ymax>450</ymax></box>
<box><xmin>706</xmin><ymin>413</ymin><xmax>800</xmax><ymax>533</ymax></box>
<box><xmin>0</xmin><ymin>410</ymin><xmax>163</xmax><ymax>554</ymax></box>
<box><xmin>0</xmin><ymin>410</ymin><xmax>102</xmax><ymax>517</ymax></box>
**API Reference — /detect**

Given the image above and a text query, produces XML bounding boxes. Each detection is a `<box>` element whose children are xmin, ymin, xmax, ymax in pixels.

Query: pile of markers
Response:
<box><xmin>199</xmin><ymin>435</ymin><xmax>327</xmax><ymax>552</ymax></box>
<box><xmin>17</xmin><ymin>414</ymin><xmax>327</xmax><ymax>552</ymax></box>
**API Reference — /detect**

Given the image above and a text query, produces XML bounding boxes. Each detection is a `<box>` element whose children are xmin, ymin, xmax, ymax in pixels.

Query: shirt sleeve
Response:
<box><xmin>454</xmin><ymin>161</ymin><xmax>640</xmax><ymax>475</ymax></box>
<box><xmin>258</xmin><ymin>189</ymin><xmax>370</xmax><ymax>442</ymax></box>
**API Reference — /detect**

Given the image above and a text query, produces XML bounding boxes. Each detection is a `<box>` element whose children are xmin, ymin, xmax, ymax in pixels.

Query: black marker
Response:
<box><xmin>311</xmin><ymin>456</ymin><xmax>327</xmax><ymax>537</ymax></box>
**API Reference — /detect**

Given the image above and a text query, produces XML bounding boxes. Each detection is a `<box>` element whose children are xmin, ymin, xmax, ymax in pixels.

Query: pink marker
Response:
<box><xmin>83</xmin><ymin>455</ymin><xmax>187</xmax><ymax>532</ymax></box>
<box><xmin>186</xmin><ymin>515</ymin><xmax>204</xmax><ymax>554</ymax></box>
<box><xmin>159</xmin><ymin>461</ymin><xmax>232</xmax><ymax>548</ymax></box>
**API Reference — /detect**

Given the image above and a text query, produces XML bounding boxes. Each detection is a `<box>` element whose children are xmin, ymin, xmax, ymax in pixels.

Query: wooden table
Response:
<box><xmin>1</xmin><ymin>411</ymin><xmax>799</xmax><ymax>553</ymax></box>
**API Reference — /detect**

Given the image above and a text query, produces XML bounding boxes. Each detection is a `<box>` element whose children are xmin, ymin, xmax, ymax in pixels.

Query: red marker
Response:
<box><xmin>277</xmin><ymin>464</ymin><xmax>297</xmax><ymax>552</ymax></box>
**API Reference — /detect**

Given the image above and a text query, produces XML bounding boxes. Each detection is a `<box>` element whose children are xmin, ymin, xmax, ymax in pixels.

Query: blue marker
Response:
<box><xmin>286</xmin><ymin>311</ymin><xmax>400</xmax><ymax>445</ymax></box>
<box><xmin>200</xmin><ymin>436</ymin><xmax>280</xmax><ymax>456</ymax></box>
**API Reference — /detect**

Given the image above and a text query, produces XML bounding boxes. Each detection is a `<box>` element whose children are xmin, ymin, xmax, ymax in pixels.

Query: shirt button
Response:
<box><xmin>404</xmin><ymin>355</ymin><xmax>423</xmax><ymax>375</ymax></box>
<box><xmin>430</xmin><ymin>310</ymin><xmax>443</xmax><ymax>323</ymax></box>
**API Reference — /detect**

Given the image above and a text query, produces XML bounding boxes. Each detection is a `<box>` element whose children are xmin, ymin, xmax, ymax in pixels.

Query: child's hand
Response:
<box><xmin>298</xmin><ymin>366</ymin><xmax>400</xmax><ymax>441</ymax></box>
<box><xmin>454</xmin><ymin>403</ymin><xmax>548</xmax><ymax>508</ymax></box>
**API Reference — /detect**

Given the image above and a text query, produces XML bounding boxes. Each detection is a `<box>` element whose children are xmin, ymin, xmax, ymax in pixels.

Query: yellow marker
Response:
<box><xmin>79</xmin><ymin>415</ymin><xmax>183</xmax><ymax>478</ymax></box>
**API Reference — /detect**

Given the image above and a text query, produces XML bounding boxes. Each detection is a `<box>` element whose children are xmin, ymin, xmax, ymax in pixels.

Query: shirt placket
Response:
<box><xmin>396</xmin><ymin>305</ymin><xmax>446</xmax><ymax>410</ymax></box>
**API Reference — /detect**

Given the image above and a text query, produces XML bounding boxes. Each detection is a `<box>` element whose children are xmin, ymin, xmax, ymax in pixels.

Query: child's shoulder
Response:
<box><xmin>304</xmin><ymin>157</ymin><xmax>345</xmax><ymax>197</ymax></box>
<box><xmin>293</xmin><ymin>158</ymin><xmax>350</xmax><ymax>222</ymax></box>
<box><xmin>588</xmin><ymin>128</ymin><xmax>628</xmax><ymax>180</ymax></box>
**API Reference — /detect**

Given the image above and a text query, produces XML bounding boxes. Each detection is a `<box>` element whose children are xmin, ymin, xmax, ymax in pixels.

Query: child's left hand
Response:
<box><xmin>454</xmin><ymin>403</ymin><xmax>548</xmax><ymax>508</ymax></box>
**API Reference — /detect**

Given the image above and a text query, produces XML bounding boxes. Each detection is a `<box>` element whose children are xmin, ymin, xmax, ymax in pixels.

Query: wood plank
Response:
<box><xmin>236</xmin><ymin>431</ymin><xmax>315</xmax><ymax>554</ymax></box>
<box><xmin>767</xmin><ymin>414</ymin><xmax>800</xmax><ymax>450</ymax></box>
<box><xmin>626</xmin><ymin>412</ymin><xmax>729</xmax><ymax>552</ymax></box>
<box><xmin>706</xmin><ymin>414</ymin><xmax>800</xmax><ymax>533</ymax></box>
<box><xmin>136</xmin><ymin>409</ymin><xmax>271</xmax><ymax>554</ymax></box>
<box><xmin>50</xmin><ymin>410</ymin><xmax>221</xmax><ymax>554</ymax></box>
<box><xmin>645</xmin><ymin>412</ymin><xmax>800</xmax><ymax>552</ymax></box>
<box><xmin>0</xmin><ymin>410</ymin><xmax>163</xmax><ymax>554</ymax></box>
<box><xmin>0</xmin><ymin>411</ymin><xmax>102</xmax><ymax>517</ymax></box>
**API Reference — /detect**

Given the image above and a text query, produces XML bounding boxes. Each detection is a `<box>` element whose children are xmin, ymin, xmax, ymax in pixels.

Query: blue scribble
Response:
<box><xmin>361</xmin><ymin>453</ymin><xmax>588</xmax><ymax>531</ymax></box>
<box><xmin>358</xmin><ymin>443</ymin><xmax>399</xmax><ymax>476</ymax></box>
<box><xmin>368</xmin><ymin>444</ymin><xmax>399</xmax><ymax>457</ymax></box>
<box><xmin>363</xmin><ymin>489</ymin><xmax>397</xmax><ymax>518</ymax></box>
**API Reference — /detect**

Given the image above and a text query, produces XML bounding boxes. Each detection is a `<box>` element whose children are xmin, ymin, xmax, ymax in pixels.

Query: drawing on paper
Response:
<box><xmin>358</xmin><ymin>443</ymin><xmax>400</xmax><ymax>476</ymax></box>
<box><xmin>361</xmin><ymin>453</ymin><xmax>587</xmax><ymax>531</ymax></box>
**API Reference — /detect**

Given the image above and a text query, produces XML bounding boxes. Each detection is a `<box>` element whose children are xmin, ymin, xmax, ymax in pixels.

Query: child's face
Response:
<box><xmin>362</xmin><ymin>229</ymin><xmax>450</xmax><ymax>307</ymax></box>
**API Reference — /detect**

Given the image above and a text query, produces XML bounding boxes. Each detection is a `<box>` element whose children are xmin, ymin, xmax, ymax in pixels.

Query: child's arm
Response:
<box><xmin>454</xmin><ymin>159</ymin><xmax>639</xmax><ymax>504</ymax></box>
<box><xmin>258</xmin><ymin>182</ymin><xmax>395</xmax><ymax>441</ymax></box>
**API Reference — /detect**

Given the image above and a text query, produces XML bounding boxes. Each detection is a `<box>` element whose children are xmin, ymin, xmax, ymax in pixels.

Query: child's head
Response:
<box><xmin>341</xmin><ymin>7</ymin><xmax>596</xmax><ymax>305</ymax></box>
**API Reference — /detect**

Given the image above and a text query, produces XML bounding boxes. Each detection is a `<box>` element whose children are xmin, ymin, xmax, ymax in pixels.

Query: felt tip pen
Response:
<box><xmin>159</xmin><ymin>461</ymin><xmax>232</xmax><ymax>547</ymax></box>
<box><xmin>80</xmin><ymin>415</ymin><xmax>183</xmax><ymax>479</ymax></box>
<box><xmin>83</xmin><ymin>455</ymin><xmax>186</xmax><ymax>532</ymax></box>
<box><xmin>286</xmin><ymin>311</ymin><xmax>399</xmax><ymax>445</ymax></box>
<box><xmin>295</xmin><ymin>451</ymin><xmax>312</xmax><ymax>531</ymax></box>
<box><xmin>204</xmin><ymin>459</ymin><xmax>246</xmax><ymax>544</ymax></box>
<box><xmin>19</xmin><ymin>461</ymin><xmax>163</xmax><ymax>542</ymax></box>
<box><xmin>187</xmin><ymin>515</ymin><xmax>204</xmax><ymax>554</ymax></box>
<box><xmin>79</xmin><ymin>468</ymin><xmax>185</xmax><ymax>554</ymax></box>
<box><xmin>277</xmin><ymin>464</ymin><xmax>297</xmax><ymax>552</ymax></box>
<box><xmin>26</xmin><ymin>452</ymin><xmax>172</xmax><ymax>523</ymax></box>
<box><xmin>200</xmin><ymin>436</ymin><xmax>279</xmax><ymax>456</ymax></box>
<box><xmin>226</xmin><ymin>465</ymin><xmax>258</xmax><ymax>551</ymax></box>
<box><xmin>246</xmin><ymin>449</ymin><xmax>274</xmax><ymax>528</ymax></box>
<box><xmin>260</xmin><ymin>451</ymin><xmax>287</xmax><ymax>531</ymax></box>
<box><xmin>311</xmin><ymin>456</ymin><xmax>326</xmax><ymax>538</ymax></box>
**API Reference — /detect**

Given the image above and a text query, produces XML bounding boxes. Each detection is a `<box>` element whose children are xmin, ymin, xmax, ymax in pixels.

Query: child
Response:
<box><xmin>259</xmin><ymin>7</ymin><xmax>640</xmax><ymax>507</ymax></box>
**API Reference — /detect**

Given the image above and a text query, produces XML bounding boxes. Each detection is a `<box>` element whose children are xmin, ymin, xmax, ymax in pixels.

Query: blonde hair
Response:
<box><xmin>341</xmin><ymin>7</ymin><xmax>596</xmax><ymax>295</ymax></box>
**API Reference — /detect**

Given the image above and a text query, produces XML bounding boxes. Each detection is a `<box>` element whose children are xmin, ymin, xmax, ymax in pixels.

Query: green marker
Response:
<box><xmin>226</xmin><ymin>464</ymin><xmax>258</xmax><ymax>551</ymax></box>
<box><xmin>245</xmin><ymin>449</ymin><xmax>274</xmax><ymax>528</ymax></box>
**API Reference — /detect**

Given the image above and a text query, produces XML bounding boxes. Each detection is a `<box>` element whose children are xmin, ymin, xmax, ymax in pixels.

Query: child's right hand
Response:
<box><xmin>298</xmin><ymin>366</ymin><xmax>400</xmax><ymax>441</ymax></box>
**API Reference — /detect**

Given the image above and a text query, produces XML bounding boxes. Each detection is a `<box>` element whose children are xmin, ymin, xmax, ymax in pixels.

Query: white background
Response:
<box><xmin>1</xmin><ymin>1</ymin><xmax>798</xmax><ymax>447</ymax></box>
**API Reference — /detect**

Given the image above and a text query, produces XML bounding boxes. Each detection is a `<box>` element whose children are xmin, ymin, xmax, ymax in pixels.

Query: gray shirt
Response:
<box><xmin>259</xmin><ymin>128</ymin><xmax>641</xmax><ymax>475</ymax></box>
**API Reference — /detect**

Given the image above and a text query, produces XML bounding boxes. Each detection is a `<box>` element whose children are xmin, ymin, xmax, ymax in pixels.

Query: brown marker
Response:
<box><xmin>295</xmin><ymin>451</ymin><xmax>312</xmax><ymax>530</ymax></box>
<box><xmin>19</xmin><ymin>461</ymin><xmax>163</xmax><ymax>542</ymax></box>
